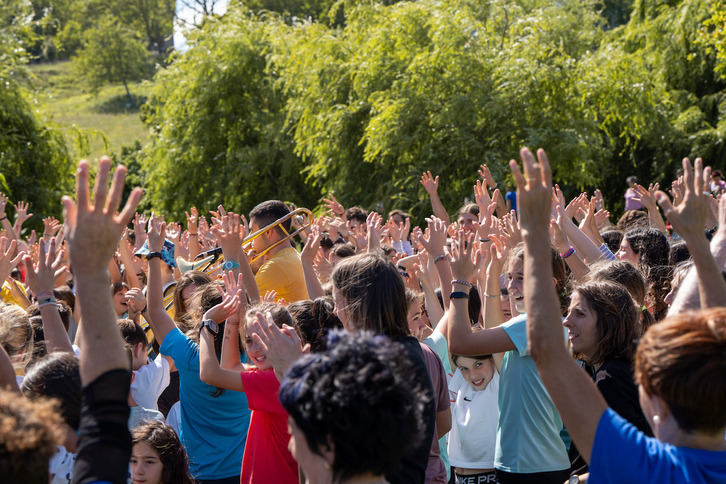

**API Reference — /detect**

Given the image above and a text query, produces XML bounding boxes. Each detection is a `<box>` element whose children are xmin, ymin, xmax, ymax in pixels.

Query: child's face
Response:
<box><xmin>456</xmin><ymin>356</ymin><xmax>495</xmax><ymax>391</ymax></box>
<box><xmin>244</xmin><ymin>318</ymin><xmax>273</xmax><ymax>370</ymax></box>
<box><xmin>507</xmin><ymin>258</ymin><xmax>525</xmax><ymax>313</ymax></box>
<box><xmin>130</xmin><ymin>442</ymin><xmax>163</xmax><ymax>484</ymax></box>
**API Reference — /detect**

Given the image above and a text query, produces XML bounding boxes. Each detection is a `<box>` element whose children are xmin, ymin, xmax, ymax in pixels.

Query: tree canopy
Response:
<box><xmin>141</xmin><ymin>0</ymin><xmax>726</xmax><ymax>222</ymax></box>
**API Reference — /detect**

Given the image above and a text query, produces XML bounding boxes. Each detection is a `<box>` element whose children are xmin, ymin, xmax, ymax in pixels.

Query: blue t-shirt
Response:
<box><xmin>505</xmin><ymin>191</ymin><xmax>517</xmax><ymax>213</ymax></box>
<box><xmin>590</xmin><ymin>408</ymin><xmax>726</xmax><ymax>483</ymax></box>
<box><xmin>160</xmin><ymin>328</ymin><xmax>251</xmax><ymax>480</ymax></box>
<box><xmin>496</xmin><ymin>315</ymin><xmax>570</xmax><ymax>473</ymax></box>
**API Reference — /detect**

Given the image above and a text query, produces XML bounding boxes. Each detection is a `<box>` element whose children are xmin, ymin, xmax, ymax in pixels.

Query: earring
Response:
<box><xmin>652</xmin><ymin>415</ymin><xmax>660</xmax><ymax>425</ymax></box>
<box><xmin>324</xmin><ymin>462</ymin><xmax>331</xmax><ymax>471</ymax></box>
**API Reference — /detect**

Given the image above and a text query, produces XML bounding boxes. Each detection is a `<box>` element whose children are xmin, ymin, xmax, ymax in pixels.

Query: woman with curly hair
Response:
<box><xmin>616</xmin><ymin>228</ymin><xmax>671</xmax><ymax>321</ymax></box>
<box><xmin>279</xmin><ymin>330</ymin><xmax>429</xmax><ymax>484</ymax></box>
<box><xmin>130</xmin><ymin>420</ymin><xmax>194</xmax><ymax>484</ymax></box>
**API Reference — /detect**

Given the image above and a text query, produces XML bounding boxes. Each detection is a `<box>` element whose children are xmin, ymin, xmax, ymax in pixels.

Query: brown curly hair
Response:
<box><xmin>0</xmin><ymin>390</ymin><xmax>64</xmax><ymax>483</ymax></box>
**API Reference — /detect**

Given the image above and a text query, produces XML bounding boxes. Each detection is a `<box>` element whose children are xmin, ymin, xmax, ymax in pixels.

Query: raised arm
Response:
<box><xmin>420</xmin><ymin>171</ymin><xmax>451</xmax><ymax>225</ymax></box>
<box><xmin>300</xmin><ymin>219</ymin><xmax>326</xmax><ymax>300</ymax></box>
<box><xmin>24</xmin><ymin>237</ymin><xmax>73</xmax><ymax>354</ymax></box>
<box><xmin>633</xmin><ymin>183</ymin><xmax>667</xmax><ymax>233</ymax></box>
<box><xmin>446</xmin><ymin>230</ymin><xmax>515</xmax><ymax>356</ymax></box>
<box><xmin>657</xmin><ymin>158</ymin><xmax>726</xmax><ymax>309</ymax></box>
<box><xmin>145</xmin><ymin>215</ymin><xmax>177</xmax><ymax>344</ymax></box>
<box><xmin>514</xmin><ymin>148</ymin><xmax>607</xmax><ymax>463</ymax></box>
<box><xmin>199</xmin><ymin>290</ymin><xmax>246</xmax><ymax>391</ymax></box>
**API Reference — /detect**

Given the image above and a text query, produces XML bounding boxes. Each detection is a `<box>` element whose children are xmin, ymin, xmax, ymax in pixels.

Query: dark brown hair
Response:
<box><xmin>172</xmin><ymin>271</ymin><xmax>213</xmax><ymax>323</ymax></box>
<box><xmin>331</xmin><ymin>253</ymin><xmax>409</xmax><ymax>338</ymax></box>
<box><xmin>132</xmin><ymin>420</ymin><xmax>195</xmax><ymax>484</ymax></box>
<box><xmin>0</xmin><ymin>390</ymin><xmax>63</xmax><ymax>483</ymax></box>
<box><xmin>587</xmin><ymin>260</ymin><xmax>655</xmax><ymax>331</ymax></box>
<box><xmin>636</xmin><ymin>308</ymin><xmax>726</xmax><ymax>434</ymax></box>
<box><xmin>573</xmin><ymin>281</ymin><xmax>639</xmax><ymax>365</ymax></box>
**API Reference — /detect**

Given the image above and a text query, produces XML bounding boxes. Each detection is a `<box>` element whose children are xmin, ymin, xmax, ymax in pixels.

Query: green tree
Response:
<box><xmin>1</xmin><ymin>1</ymin><xmax>74</xmax><ymax>227</ymax></box>
<box><xmin>142</xmin><ymin>12</ymin><xmax>316</xmax><ymax>219</ymax></box>
<box><xmin>73</xmin><ymin>15</ymin><xmax>153</xmax><ymax>99</ymax></box>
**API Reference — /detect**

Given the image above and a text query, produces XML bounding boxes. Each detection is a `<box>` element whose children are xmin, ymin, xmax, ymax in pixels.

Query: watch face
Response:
<box><xmin>569</xmin><ymin>476</ymin><xmax>580</xmax><ymax>484</ymax></box>
<box><xmin>203</xmin><ymin>320</ymin><xmax>218</xmax><ymax>334</ymax></box>
<box><xmin>222</xmin><ymin>261</ymin><xmax>232</xmax><ymax>270</ymax></box>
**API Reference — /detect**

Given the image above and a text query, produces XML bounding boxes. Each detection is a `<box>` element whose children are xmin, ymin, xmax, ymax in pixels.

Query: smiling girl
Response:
<box><xmin>130</xmin><ymin>420</ymin><xmax>194</xmax><ymax>484</ymax></box>
<box><xmin>449</xmin><ymin>354</ymin><xmax>499</xmax><ymax>484</ymax></box>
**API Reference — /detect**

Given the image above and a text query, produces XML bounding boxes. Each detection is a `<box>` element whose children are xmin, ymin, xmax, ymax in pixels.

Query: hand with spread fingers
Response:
<box><xmin>509</xmin><ymin>148</ymin><xmax>553</xmax><ymax>234</ymax></box>
<box><xmin>251</xmin><ymin>311</ymin><xmax>305</xmax><ymax>381</ymax></box>
<box><xmin>655</xmin><ymin>158</ymin><xmax>710</xmax><ymax>240</ymax></box>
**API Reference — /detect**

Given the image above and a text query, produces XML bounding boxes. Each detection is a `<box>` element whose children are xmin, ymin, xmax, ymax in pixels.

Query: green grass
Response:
<box><xmin>26</xmin><ymin>61</ymin><xmax>150</xmax><ymax>160</ymax></box>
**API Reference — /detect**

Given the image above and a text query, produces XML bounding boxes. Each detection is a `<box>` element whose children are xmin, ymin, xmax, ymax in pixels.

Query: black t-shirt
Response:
<box><xmin>593</xmin><ymin>358</ymin><xmax>652</xmax><ymax>436</ymax></box>
<box><xmin>384</xmin><ymin>335</ymin><xmax>436</xmax><ymax>484</ymax></box>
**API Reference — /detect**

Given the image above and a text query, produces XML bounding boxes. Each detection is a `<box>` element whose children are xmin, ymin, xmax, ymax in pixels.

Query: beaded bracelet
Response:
<box><xmin>484</xmin><ymin>293</ymin><xmax>500</xmax><ymax>298</ymax></box>
<box><xmin>452</xmin><ymin>279</ymin><xmax>474</xmax><ymax>289</ymax></box>
<box><xmin>560</xmin><ymin>246</ymin><xmax>575</xmax><ymax>259</ymax></box>
<box><xmin>433</xmin><ymin>254</ymin><xmax>447</xmax><ymax>264</ymax></box>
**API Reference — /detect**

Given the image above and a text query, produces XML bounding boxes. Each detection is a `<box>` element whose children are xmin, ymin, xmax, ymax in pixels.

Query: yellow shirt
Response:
<box><xmin>254</xmin><ymin>247</ymin><xmax>309</xmax><ymax>303</ymax></box>
<box><xmin>1</xmin><ymin>280</ymin><xmax>27</xmax><ymax>305</ymax></box>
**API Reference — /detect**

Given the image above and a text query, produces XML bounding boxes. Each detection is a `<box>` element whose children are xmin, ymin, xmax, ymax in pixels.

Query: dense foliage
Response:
<box><xmin>1</xmin><ymin>1</ymin><xmax>73</xmax><ymax>228</ymax></box>
<box><xmin>142</xmin><ymin>0</ymin><xmax>726</xmax><ymax>222</ymax></box>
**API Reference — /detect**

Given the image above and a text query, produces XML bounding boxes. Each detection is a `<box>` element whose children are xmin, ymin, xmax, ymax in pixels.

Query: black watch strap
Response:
<box><xmin>200</xmin><ymin>319</ymin><xmax>219</xmax><ymax>335</ymax></box>
<box><xmin>146</xmin><ymin>252</ymin><xmax>163</xmax><ymax>260</ymax></box>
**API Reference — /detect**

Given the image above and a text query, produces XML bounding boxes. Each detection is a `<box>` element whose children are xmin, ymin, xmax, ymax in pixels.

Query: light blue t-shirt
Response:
<box><xmin>590</xmin><ymin>408</ymin><xmax>726</xmax><ymax>483</ymax></box>
<box><xmin>160</xmin><ymin>328</ymin><xmax>251</xmax><ymax>480</ymax></box>
<box><xmin>496</xmin><ymin>314</ymin><xmax>570</xmax><ymax>473</ymax></box>
<box><xmin>423</xmin><ymin>330</ymin><xmax>453</xmax><ymax>479</ymax></box>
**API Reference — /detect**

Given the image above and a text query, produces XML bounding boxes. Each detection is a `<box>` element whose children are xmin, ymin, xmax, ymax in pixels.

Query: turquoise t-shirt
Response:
<box><xmin>160</xmin><ymin>328</ymin><xmax>251</xmax><ymax>480</ymax></box>
<box><xmin>423</xmin><ymin>330</ymin><xmax>453</xmax><ymax>479</ymax></box>
<box><xmin>496</xmin><ymin>314</ymin><xmax>570</xmax><ymax>473</ymax></box>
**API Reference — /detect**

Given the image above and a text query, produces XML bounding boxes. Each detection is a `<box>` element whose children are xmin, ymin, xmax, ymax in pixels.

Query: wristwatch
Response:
<box><xmin>222</xmin><ymin>260</ymin><xmax>241</xmax><ymax>270</ymax></box>
<box><xmin>569</xmin><ymin>476</ymin><xmax>581</xmax><ymax>484</ymax></box>
<box><xmin>200</xmin><ymin>319</ymin><xmax>219</xmax><ymax>335</ymax></box>
<box><xmin>146</xmin><ymin>252</ymin><xmax>163</xmax><ymax>261</ymax></box>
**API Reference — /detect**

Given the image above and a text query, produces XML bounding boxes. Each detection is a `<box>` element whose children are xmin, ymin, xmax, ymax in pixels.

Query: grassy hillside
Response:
<box><xmin>26</xmin><ymin>61</ymin><xmax>150</xmax><ymax>160</ymax></box>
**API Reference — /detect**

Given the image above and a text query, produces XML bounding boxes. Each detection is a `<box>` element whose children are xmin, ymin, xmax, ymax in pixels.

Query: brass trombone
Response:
<box><xmin>243</xmin><ymin>207</ymin><xmax>314</xmax><ymax>263</ymax></box>
<box><xmin>168</xmin><ymin>207</ymin><xmax>314</xmax><ymax>309</ymax></box>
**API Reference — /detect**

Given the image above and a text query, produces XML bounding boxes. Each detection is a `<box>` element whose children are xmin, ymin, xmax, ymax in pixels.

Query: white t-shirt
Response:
<box><xmin>130</xmin><ymin>356</ymin><xmax>170</xmax><ymax>411</ymax></box>
<box><xmin>448</xmin><ymin>368</ymin><xmax>499</xmax><ymax>469</ymax></box>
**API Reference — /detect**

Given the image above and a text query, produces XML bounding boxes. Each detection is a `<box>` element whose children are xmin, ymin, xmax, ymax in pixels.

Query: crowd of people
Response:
<box><xmin>0</xmin><ymin>151</ymin><xmax>724</xmax><ymax>484</ymax></box>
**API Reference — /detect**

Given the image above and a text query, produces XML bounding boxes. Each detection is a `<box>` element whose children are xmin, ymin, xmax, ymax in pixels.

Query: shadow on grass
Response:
<box><xmin>94</xmin><ymin>94</ymin><xmax>148</xmax><ymax>114</ymax></box>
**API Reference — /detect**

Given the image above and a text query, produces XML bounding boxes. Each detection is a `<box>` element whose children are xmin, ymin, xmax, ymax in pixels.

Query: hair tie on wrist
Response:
<box><xmin>452</xmin><ymin>279</ymin><xmax>474</xmax><ymax>289</ymax></box>
<box><xmin>484</xmin><ymin>293</ymin><xmax>500</xmax><ymax>298</ymax></box>
<box><xmin>479</xmin><ymin>237</ymin><xmax>491</xmax><ymax>243</ymax></box>
<box><xmin>560</xmin><ymin>247</ymin><xmax>575</xmax><ymax>259</ymax></box>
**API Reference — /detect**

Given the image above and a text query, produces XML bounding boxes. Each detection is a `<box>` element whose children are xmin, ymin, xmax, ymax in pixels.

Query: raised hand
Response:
<box><xmin>300</xmin><ymin>219</ymin><xmax>323</xmax><ymax>264</ymax></box>
<box><xmin>24</xmin><ymin>238</ymin><xmax>65</xmax><ymax>295</ymax></box>
<box><xmin>211</xmin><ymin>212</ymin><xmax>241</xmax><ymax>259</ymax></box>
<box><xmin>62</xmin><ymin>158</ymin><xmax>143</xmax><ymax>275</ymax></box>
<box><xmin>203</xmin><ymin>289</ymin><xmax>241</xmax><ymax>324</ymax></box>
<box><xmin>479</xmin><ymin>164</ymin><xmax>497</xmax><ymax>188</ymax></box>
<box><xmin>166</xmin><ymin>222</ymin><xmax>182</xmax><ymax>242</ymax></box>
<box><xmin>133</xmin><ymin>212</ymin><xmax>148</xmax><ymax>249</ymax></box>
<box><xmin>449</xmin><ymin>230</ymin><xmax>476</xmax><ymax>283</ymax></box>
<box><xmin>147</xmin><ymin>213</ymin><xmax>166</xmax><ymax>253</ymax></box>
<box><xmin>323</xmin><ymin>193</ymin><xmax>345</xmax><ymax>217</ymax></box>
<box><xmin>42</xmin><ymin>217</ymin><xmax>62</xmax><ymax>237</ymax></box>
<box><xmin>510</xmin><ymin>148</ymin><xmax>552</xmax><ymax>233</ymax></box>
<box><xmin>417</xmin><ymin>216</ymin><xmax>447</xmax><ymax>256</ymax></box>
<box><xmin>186</xmin><ymin>207</ymin><xmax>199</xmax><ymax>233</ymax></box>
<box><xmin>366</xmin><ymin>212</ymin><xmax>383</xmax><ymax>252</ymax></box>
<box><xmin>263</xmin><ymin>290</ymin><xmax>278</xmax><ymax>303</ymax></box>
<box><xmin>420</xmin><ymin>171</ymin><xmax>440</xmax><ymax>195</ymax></box>
<box><xmin>251</xmin><ymin>311</ymin><xmax>305</xmax><ymax>380</ymax></box>
<box><xmin>632</xmin><ymin>183</ymin><xmax>658</xmax><ymax>210</ymax></box>
<box><xmin>0</xmin><ymin>194</ymin><xmax>7</xmax><ymax>220</ymax></box>
<box><xmin>15</xmin><ymin>201</ymin><xmax>33</xmax><ymax>225</ymax></box>
<box><xmin>0</xmin><ymin>238</ymin><xmax>23</xmax><ymax>286</ymax></box>
<box><xmin>124</xmin><ymin>287</ymin><xmax>146</xmax><ymax>320</ymax></box>
<box><xmin>655</xmin><ymin>158</ymin><xmax>710</xmax><ymax>239</ymax></box>
<box><xmin>385</xmin><ymin>217</ymin><xmax>404</xmax><ymax>243</ymax></box>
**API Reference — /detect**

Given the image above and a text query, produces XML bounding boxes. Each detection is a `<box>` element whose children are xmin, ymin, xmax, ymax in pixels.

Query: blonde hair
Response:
<box><xmin>0</xmin><ymin>303</ymin><xmax>33</xmax><ymax>371</ymax></box>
